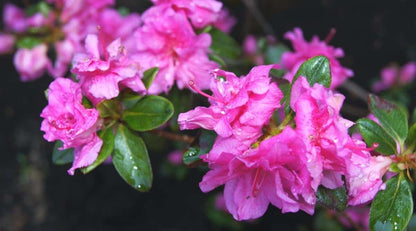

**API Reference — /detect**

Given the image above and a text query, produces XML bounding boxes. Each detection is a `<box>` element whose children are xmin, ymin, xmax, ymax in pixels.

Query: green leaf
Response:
<box><xmin>369</xmin><ymin>173</ymin><xmax>413</xmax><ymax>231</ymax></box>
<box><xmin>183</xmin><ymin>130</ymin><xmax>216</xmax><ymax>166</ymax></box>
<box><xmin>406</xmin><ymin>123</ymin><xmax>416</xmax><ymax>147</ymax></box>
<box><xmin>316</xmin><ymin>186</ymin><xmax>347</xmax><ymax>212</ymax></box>
<box><xmin>16</xmin><ymin>37</ymin><xmax>42</xmax><ymax>49</ymax></box>
<box><xmin>82</xmin><ymin>97</ymin><xmax>93</xmax><ymax>109</ymax></box>
<box><xmin>264</xmin><ymin>44</ymin><xmax>289</xmax><ymax>64</ymax></box>
<box><xmin>81</xmin><ymin>127</ymin><xmax>115</xmax><ymax>174</ymax></box>
<box><xmin>122</xmin><ymin>95</ymin><xmax>174</xmax><ymax>131</ymax></box>
<box><xmin>25</xmin><ymin>1</ymin><xmax>51</xmax><ymax>16</ymax></box>
<box><xmin>120</xmin><ymin>90</ymin><xmax>144</xmax><ymax>110</ymax></box>
<box><xmin>369</xmin><ymin>94</ymin><xmax>408</xmax><ymax>146</ymax></box>
<box><xmin>96</xmin><ymin>99</ymin><xmax>122</xmax><ymax>119</ymax></box>
<box><xmin>52</xmin><ymin>141</ymin><xmax>74</xmax><ymax>165</ymax></box>
<box><xmin>209</xmin><ymin>28</ymin><xmax>241</xmax><ymax>59</ymax></box>
<box><xmin>281</xmin><ymin>56</ymin><xmax>331</xmax><ymax>114</ymax></box>
<box><xmin>142</xmin><ymin>67</ymin><xmax>159</xmax><ymax>90</ymax></box>
<box><xmin>113</xmin><ymin>124</ymin><xmax>152</xmax><ymax>191</ymax></box>
<box><xmin>292</xmin><ymin>55</ymin><xmax>332</xmax><ymax>88</ymax></box>
<box><xmin>357</xmin><ymin>118</ymin><xmax>398</xmax><ymax>155</ymax></box>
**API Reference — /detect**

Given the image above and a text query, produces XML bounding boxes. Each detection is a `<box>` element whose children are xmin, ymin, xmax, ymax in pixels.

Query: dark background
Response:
<box><xmin>1</xmin><ymin>0</ymin><xmax>416</xmax><ymax>230</ymax></box>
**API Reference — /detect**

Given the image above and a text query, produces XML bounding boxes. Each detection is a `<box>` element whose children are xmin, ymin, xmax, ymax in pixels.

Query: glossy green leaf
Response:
<box><xmin>16</xmin><ymin>37</ymin><xmax>42</xmax><ymax>49</ymax></box>
<box><xmin>122</xmin><ymin>95</ymin><xmax>174</xmax><ymax>131</ymax></box>
<box><xmin>406</xmin><ymin>123</ymin><xmax>416</xmax><ymax>147</ymax></box>
<box><xmin>369</xmin><ymin>173</ymin><xmax>413</xmax><ymax>231</ymax></box>
<box><xmin>281</xmin><ymin>56</ymin><xmax>331</xmax><ymax>114</ymax></box>
<box><xmin>316</xmin><ymin>186</ymin><xmax>347</xmax><ymax>212</ymax></box>
<box><xmin>52</xmin><ymin>141</ymin><xmax>74</xmax><ymax>165</ymax></box>
<box><xmin>369</xmin><ymin>94</ymin><xmax>408</xmax><ymax>146</ymax></box>
<box><xmin>142</xmin><ymin>67</ymin><xmax>159</xmax><ymax>90</ymax></box>
<box><xmin>264</xmin><ymin>44</ymin><xmax>289</xmax><ymax>64</ymax></box>
<box><xmin>292</xmin><ymin>55</ymin><xmax>332</xmax><ymax>88</ymax></box>
<box><xmin>183</xmin><ymin>130</ymin><xmax>216</xmax><ymax>166</ymax></box>
<box><xmin>120</xmin><ymin>90</ymin><xmax>144</xmax><ymax>110</ymax></box>
<box><xmin>96</xmin><ymin>99</ymin><xmax>122</xmax><ymax>119</ymax></box>
<box><xmin>81</xmin><ymin>127</ymin><xmax>115</xmax><ymax>174</ymax></box>
<box><xmin>209</xmin><ymin>28</ymin><xmax>241</xmax><ymax>59</ymax></box>
<box><xmin>357</xmin><ymin>118</ymin><xmax>398</xmax><ymax>155</ymax></box>
<box><xmin>113</xmin><ymin>124</ymin><xmax>152</xmax><ymax>191</ymax></box>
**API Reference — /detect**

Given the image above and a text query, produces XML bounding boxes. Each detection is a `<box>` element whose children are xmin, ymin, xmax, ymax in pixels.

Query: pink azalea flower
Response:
<box><xmin>135</xmin><ymin>7</ymin><xmax>218</xmax><ymax>94</ymax></box>
<box><xmin>213</xmin><ymin>8</ymin><xmax>236</xmax><ymax>33</ymax></box>
<box><xmin>291</xmin><ymin>76</ymin><xmax>354</xmax><ymax>189</ymax></box>
<box><xmin>178</xmin><ymin>65</ymin><xmax>283</xmax><ymax>160</ymax></box>
<box><xmin>95</xmin><ymin>8</ymin><xmax>141</xmax><ymax>53</ymax></box>
<box><xmin>150</xmin><ymin>0</ymin><xmax>222</xmax><ymax>29</ymax></box>
<box><xmin>345</xmin><ymin>139</ymin><xmax>392</xmax><ymax>206</ymax></box>
<box><xmin>72</xmin><ymin>34</ymin><xmax>145</xmax><ymax>104</ymax></box>
<box><xmin>40</xmin><ymin>78</ymin><xmax>102</xmax><ymax>175</ymax></box>
<box><xmin>0</xmin><ymin>34</ymin><xmax>15</xmax><ymax>54</ymax></box>
<box><xmin>282</xmin><ymin>28</ymin><xmax>353</xmax><ymax>89</ymax></box>
<box><xmin>13</xmin><ymin>44</ymin><xmax>51</xmax><ymax>82</ymax></box>
<box><xmin>3</xmin><ymin>4</ymin><xmax>29</xmax><ymax>32</ymax></box>
<box><xmin>372</xmin><ymin>62</ymin><xmax>416</xmax><ymax>92</ymax></box>
<box><xmin>200</xmin><ymin>127</ymin><xmax>315</xmax><ymax>220</ymax></box>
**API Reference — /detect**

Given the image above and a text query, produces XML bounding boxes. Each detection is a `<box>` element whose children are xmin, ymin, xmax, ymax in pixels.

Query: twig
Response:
<box><xmin>241</xmin><ymin>0</ymin><xmax>275</xmax><ymax>36</ymax></box>
<box><xmin>340</xmin><ymin>80</ymin><xmax>370</xmax><ymax>103</ymax></box>
<box><xmin>151</xmin><ymin>130</ymin><xmax>194</xmax><ymax>144</ymax></box>
<box><xmin>341</xmin><ymin>103</ymin><xmax>368</xmax><ymax>118</ymax></box>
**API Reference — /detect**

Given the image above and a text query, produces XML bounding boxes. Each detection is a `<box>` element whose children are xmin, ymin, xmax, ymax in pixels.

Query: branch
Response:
<box><xmin>241</xmin><ymin>0</ymin><xmax>275</xmax><ymax>36</ymax></box>
<box><xmin>340</xmin><ymin>80</ymin><xmax>370</xmax><ymax>102</ymax></box>
<box><xmin>151</xmin><ymin>130</ymin><xmax>194</xmax><ymax>144</ymax></box>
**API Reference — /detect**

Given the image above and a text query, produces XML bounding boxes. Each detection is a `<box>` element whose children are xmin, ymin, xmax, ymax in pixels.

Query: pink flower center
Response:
<box><xmin>51</xmin><ymin>112</ymin><xmax>76</xmax><ymax>130</ymax></box>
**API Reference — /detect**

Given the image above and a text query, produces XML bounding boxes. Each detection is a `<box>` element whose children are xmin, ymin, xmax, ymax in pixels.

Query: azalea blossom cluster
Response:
<box><xmin>178</xmin><ymin>65</ymin><xmax>392</xmax><ymax>220</ymax></box>
<box><xmin>36</xmin><ymin>0</ymin><xmax>236</xmax><ymax>174</ymax></box>
<box><xmin>1</xmin><ymin>0</ymin><xmax>235</xmax><ymax>91</ymax></box>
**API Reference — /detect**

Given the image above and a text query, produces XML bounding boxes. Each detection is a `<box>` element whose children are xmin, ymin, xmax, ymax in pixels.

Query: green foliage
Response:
<box><xmin>113</xmin><ymin>124</ymin><xmax>152</xmax><ymax>192</ymax></box>
<box><xmin>122</xmin><ymin>95</ymin><xmax>174</xmax><ymax>131</ymax></box>
<box><xmin>16</xmin><ymin>37</ymin><xmax>43</xmax><ymax>49</ymax></box>
<box><xmin>120</xmin><ymin>90</ymin><xmax>144</xmax><ymax>110</ymax></box>
<box><xmin>406</xmin><ymin>123</ymin><xmax>416</xmax><ymax>147</ymax></box>
<box><xmin>369</xmin><ymin>94</ymin><xmax>408</xmax><ymax>147</ymax></box>
<box><xmin>142</xmin><ymin>67</ymin><xmax>159</xmax><ymax>90</ymax></box>
<box><xmin>52</xmin><ymin>141</ymin><xmax>74</xmax><ymax>165</ymax></box>
<box><xmin>369</xmin><ymin>173</ymin><xmax>413</xmax><ymax>231</ymax></box>
<box><xmin>96</xmin><ymin>99</ymin><xmax>122</xmax><ymax>119</ymax></box>
<box><xmin>313</xmin><ymin>211</ymin><xmax>344</xmax><ymax>231</ymax></box>
<box><xmin>81</xmin><ymin>127</ymin><xmax>115</xmax><ymax>174</ymax></box>
<box><xmin>25</xmin><ymin>1</ymin><xmax>51</xmax><ymax>16</ymax></box>
<box><xmin>209</xmin><ymin>28</ymin><xmax>242</xmax><ymax>59</ymax></box>
<box><xmin>316</xmin><ymin>186</ymin><xmax>347</xmax><ymax>212</ymax></box>
<box><xmin>282</xmin><ymin>56</ymin><xmax>332</xmax><ymax>113</ymax></box>
<box><xmin>183</xmin><ymin>130</ymin><xmax>216</xmax><ymax>166</ymax></box>
<box><xmin>357</xmin><ymin>118</ymin><xmax>398</xmax><ymax>155</ymax></box>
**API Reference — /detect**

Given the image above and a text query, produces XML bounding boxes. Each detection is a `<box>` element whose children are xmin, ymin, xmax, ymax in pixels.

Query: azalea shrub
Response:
<box><xmin>2</xmin><ymin>0</ymin><xmax>416</xmax><ymax>230</ymax></box>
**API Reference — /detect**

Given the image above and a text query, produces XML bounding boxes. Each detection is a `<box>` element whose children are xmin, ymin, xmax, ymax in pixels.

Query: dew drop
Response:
<box><xmin>133</xmin><ymin>166</ymin><xmax>138</xmax><ymax>170</ymax></box>
<box><xmin>220</xmin><ymin>110</ymin><xmax>226</xmax><ymax>115</ymax></box>
<box><xmin>137</xmin><ymin>184</ymin><xmax>142</xmax><ymax>189</ymax></box>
